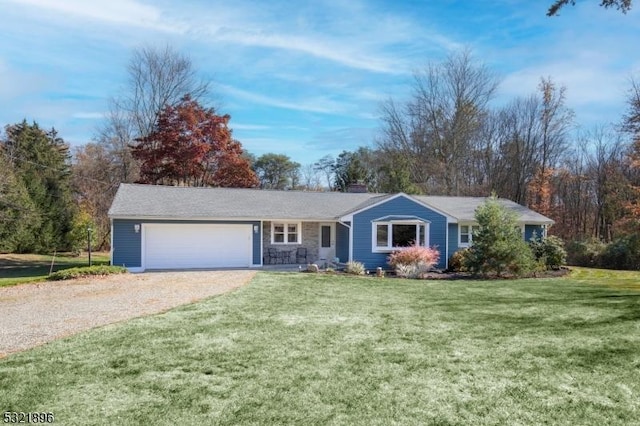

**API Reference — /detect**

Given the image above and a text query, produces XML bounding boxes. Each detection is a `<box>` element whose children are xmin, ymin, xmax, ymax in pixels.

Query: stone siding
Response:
<box><xmin>262</xmin><ymin>221</ymin><xmax>321</xmax><ymax>264</ymax></box>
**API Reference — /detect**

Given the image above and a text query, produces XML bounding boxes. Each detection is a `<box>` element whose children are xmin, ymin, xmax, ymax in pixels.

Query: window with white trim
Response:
<box><xmin>373</xmin><ymin>221</ymin><xmax>429</xmax><ymax>251</ymax></box>
<box><xmin>459</xmin><ymin>224</ymin><xmax>479</xmax><ymax>246</ymax></box>
<box><xmin>271</xmin><ymin>222</ymin><xmax>301</xmax><ymax>244</ymax></box>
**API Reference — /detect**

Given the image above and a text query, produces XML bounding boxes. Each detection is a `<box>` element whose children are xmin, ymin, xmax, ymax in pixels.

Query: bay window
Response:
<box><xmin>373</xmin><ymin>220</ymin><xmax>429</xmax><ymax>251</ymax></box>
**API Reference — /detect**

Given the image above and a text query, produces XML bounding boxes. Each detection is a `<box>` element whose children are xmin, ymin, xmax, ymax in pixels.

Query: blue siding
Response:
<box><xmin>525</xmin><ymin>224</ymin><xmax>544</xmax><ymax>241</ymax></box>
<box><xmin>335</xmin><ymin>223</ymin><xmax>349</xmax><ymax>263</ymax></box>
<box><xmin>352</xmin><ymin>196</ymin><xmax>448</xmax><ymax>270</ymax></box>
<box><xmin>112</xmin><ymin>219</ymin><xmax>261</xmax><ymax>268</ymax></box>
<box><xmin>447</xmin><ymin>223</ymin><xmax>459</xmax><ymax>260</ymax></box>
<box><xmin>112</xmin><ymin>219</ymin><xmax>142</xmax><ymax>268</ymax></box>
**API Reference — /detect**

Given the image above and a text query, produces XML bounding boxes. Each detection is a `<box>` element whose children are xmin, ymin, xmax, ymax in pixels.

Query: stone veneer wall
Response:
<box><xmin>262</xmin><ymin>221</ymin><xmax>320</xmax><ymax>264</ymax></box>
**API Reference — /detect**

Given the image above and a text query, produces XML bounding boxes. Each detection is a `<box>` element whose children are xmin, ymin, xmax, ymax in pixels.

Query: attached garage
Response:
<box><xmin>143</xmin><ymin>223</ymin><xmax>253</xmax><ymax>270</ymax></box>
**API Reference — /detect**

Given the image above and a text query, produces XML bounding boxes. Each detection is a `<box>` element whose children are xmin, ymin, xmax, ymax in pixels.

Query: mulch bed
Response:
<box><xmin>314</xmin><ymin>267</ymin><xmax>572</xmax><ymax>280</ymax></box>
<box><xmin>419</xmin><ymin>267</ymin><xmax>571</xmax><ymax>280</ymax></box>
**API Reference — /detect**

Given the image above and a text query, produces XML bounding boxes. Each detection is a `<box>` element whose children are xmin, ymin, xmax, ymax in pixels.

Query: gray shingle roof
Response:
<box><xmin>108</xmin><ymin>184</ymin><xmax>554</xmax><ymax>224</ymax></box>
<box><xmin>415</xmin><ymin>196</ymin><xmax>553</xmax><ymax>223</ymax></box>
<box><xmin>108</xmin><ymin>184</ymin><xmax>380</xmax><ymax>220</ymax></box>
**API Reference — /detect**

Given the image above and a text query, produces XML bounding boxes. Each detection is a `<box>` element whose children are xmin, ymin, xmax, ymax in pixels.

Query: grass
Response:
<box><xmin>1</xmin><ymin>270</ymin><xmax>640</xmax><ymax>424</ymax></box>
<box><xmin>0</xmin><ymin>252</ymin><xmax>110</xmax><ymax>287</ymax></box>
<box><xmin>569</xmin><ymin>266</ymin><xmax>640</xmax><ymax>290</ymax></box>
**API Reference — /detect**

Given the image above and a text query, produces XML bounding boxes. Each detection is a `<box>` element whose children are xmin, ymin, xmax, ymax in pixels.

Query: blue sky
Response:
<box><xmin>1</xmin><ymin>0</ymin><xmax>639</xmax><ymax>165</ymax></box>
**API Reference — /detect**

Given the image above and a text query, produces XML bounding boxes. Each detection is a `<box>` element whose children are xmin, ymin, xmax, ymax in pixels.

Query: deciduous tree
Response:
<box><xmin>378</xmin><ymin>50</ymin><xmax>499</xmax><ymax>195</ymax></box>
<box><xmin>253</xmin><ymin>153</ymin><xmax>300</xmax><ymax>190</ymax></box>
<box><xmin>313</xmin><ymin>155</ymin><xmax>335</xmax><ymax>190</ymax></box>
<box><xmin>96</xmin><ymin>44</ymin><xmax>212</xmax><ymax>188</ymax></box>
<box><xmin>131</xmin><ymin>95</ymin><xmax>258</xmax><ymax>188</ymax></box>
<box><xmin>547</xmin><ymin>0</ymin><xmax>631</xmax><ymax>16</ymax></box>
<box><xmin>72</xmin><ymin>143</ymin><xmax>118</xmax><ymax>249</ymax></box>
<box><xmin>121</xmin><ymin>44</ymin><xmax>211</xmax><ymax>139</ymax></box>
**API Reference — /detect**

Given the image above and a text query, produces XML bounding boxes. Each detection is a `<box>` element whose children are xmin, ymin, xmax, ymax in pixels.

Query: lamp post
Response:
<box><xmin>87</xmin><ymin>227</ymin><xmax>92</xmax><ymax>267</ymax></box>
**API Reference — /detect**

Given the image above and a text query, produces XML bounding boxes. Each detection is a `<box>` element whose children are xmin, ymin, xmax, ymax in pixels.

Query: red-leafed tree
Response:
<box><xmin>131</xmin><ymin>95</ymin><xmax>258</xmax><ymax>187</ymax></box>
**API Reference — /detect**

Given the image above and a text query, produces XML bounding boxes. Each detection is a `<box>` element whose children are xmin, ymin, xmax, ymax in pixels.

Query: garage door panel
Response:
<box><xmin>144</xmin><ymin>224</ymin><xmax>252</xmax><ymax>269</ymax></box>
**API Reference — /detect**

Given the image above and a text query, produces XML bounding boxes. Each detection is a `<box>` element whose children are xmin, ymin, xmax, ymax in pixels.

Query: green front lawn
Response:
<box><xmin>0</xmin><ymin>253</ymin><xmax>110</xmax><ymax>287</ymax></box>
<box><xmin>1</xmin><ymin>271</ymin><xmax>640</xmax><ymax>425</ymax></box>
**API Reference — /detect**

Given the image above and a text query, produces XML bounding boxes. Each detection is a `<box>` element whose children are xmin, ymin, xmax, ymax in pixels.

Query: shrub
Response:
<box><xmin>463</xmin><ymin>196</ymin><xmax>535</xmax><ymax>277</ymax></box>
<box><xmin>344</xmin><ymin>261</ymin><xmax>365</xmax><ymax>275</ymax></box>
<box><xmin>48</xmin><ymin>265</ymin><xmax>127</xmax><ymax>281</ymax></box>
<box><xmin>388</xmin><ymin>245</ymin><xmax>440</xmax><ymax>279</ymax></box>
<box><xmin>448</xmin><ymin>248</ymin><xmax>469</xmax><ymax>272</ymax></box>
<box><xmin>599</xmin><ymin>234</ymin><xmax>640</xmax><ymax>270</ymax></box>
<box><xmin>565</xmin><ymin>238</ymin><xmax>606</xmax><ymax>267</ymax></box>
<box><xmin>529</xmin><ymin>235</ymin><xmax>567</xmax><ymax>270</ymax></box>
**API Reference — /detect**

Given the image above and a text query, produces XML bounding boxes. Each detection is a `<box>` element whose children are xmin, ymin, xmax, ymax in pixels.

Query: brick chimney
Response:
<box><xmin>347</xmin><ymin>181</ymin><xmax>367</xmax><ymax>193</ymax></box>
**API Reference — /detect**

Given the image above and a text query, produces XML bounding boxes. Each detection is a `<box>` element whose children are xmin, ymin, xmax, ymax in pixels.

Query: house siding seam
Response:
<box><xmin>112</xmin><ymin>219</ymin><xmax>261</xmax><ymax>268</ymax></box>
<box><xmin>351</xmin><ymin>196</ymin><xmax>448</xmax><ymax>270</ymax></box>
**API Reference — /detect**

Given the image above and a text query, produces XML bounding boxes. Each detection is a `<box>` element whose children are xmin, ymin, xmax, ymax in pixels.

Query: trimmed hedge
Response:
<box><xmin>48</xmin><ymin>265</ymin><xmax>128</xmax><ymax>281</ymax></box>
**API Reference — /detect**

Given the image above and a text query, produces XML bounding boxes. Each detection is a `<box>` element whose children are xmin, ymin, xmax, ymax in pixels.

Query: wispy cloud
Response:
<box><xmin>6</xmin><ymin>0</ymin><xmax>185</xmax><ymax>33</ymax></box>
<box><xmin>306</xmin><ymin>127</ymin><xmax>376</xmax><ymax>151</ymax></box>
<box><xmin>231</xmin><ymin>123</ymin><xmax>272</xmax><ymax>131</ymax></box>
<box><xmin>214</xmin><ymin>29</ymin><xmax>402</xmax><ymax>75</ymax></box>
<box><xmin>72</xmin><ymin>112</ymin><xmax>105</xmax><ymax>120</ymax></box>
<box><xmin>220</xmin><ymin>84</ymin><xmax>352</xmax><ymax>115</ymax></box>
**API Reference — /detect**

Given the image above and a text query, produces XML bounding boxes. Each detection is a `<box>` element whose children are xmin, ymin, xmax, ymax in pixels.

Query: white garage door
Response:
<box><xmin>144</xmin><ymin>224</ymin><xmax>252</xmax><ymax>269</ymax></box>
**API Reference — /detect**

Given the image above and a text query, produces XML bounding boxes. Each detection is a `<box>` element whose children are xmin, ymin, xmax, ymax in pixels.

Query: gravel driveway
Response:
<box><xmin>0</xmin><ymin>270</ymin><xmax>256</xmax><ymax>358</ymax></box>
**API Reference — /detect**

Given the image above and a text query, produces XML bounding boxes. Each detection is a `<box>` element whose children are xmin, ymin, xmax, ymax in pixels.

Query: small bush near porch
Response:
<box><xmin>2</xmin><ymin>270</ymin><xmax>640</xmax><ymax>424</ymax></box>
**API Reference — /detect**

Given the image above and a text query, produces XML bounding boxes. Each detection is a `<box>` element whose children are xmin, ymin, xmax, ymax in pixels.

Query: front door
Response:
<box><xmin>318</xmin><ymin>223</ymin><xmax>336</xmax><ymax>265</ymax></box>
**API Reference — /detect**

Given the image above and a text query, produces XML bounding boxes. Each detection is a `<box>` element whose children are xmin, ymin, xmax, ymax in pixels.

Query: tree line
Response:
<box><xmin>1</xmin><ymin>43</ymin><xmax>639</xmax><ymax>262</ymax></box>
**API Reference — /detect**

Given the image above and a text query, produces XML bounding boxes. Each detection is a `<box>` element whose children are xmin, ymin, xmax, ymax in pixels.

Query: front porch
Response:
<box><xmin>261</xmin><ymin>220</ymin><xmax>349</xmax><ymax>267</ymax></box>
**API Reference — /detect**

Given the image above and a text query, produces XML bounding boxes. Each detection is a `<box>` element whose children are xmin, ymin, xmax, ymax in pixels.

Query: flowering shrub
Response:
<box><xmin>388</xmin><ymin>245</ymin><xmax>440</xmax><ymax>279</ymax></box>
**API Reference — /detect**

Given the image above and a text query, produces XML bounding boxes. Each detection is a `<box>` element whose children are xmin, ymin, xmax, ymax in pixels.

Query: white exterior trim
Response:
<box><xmin>270</xmin><ymin>221</ymin><xmax>302</xmax><ymax>245</ymax></box>
<box><xmin>109</xmin><ymin>215</ymin><xmax>337</xmax><ymax>222</ymax></box>
<box><xmin>339</xmin><ymin>193</ymin><xmax>457</xmax><ymax>224</ymax></box>
<box><xmin>110</xmin><ymin>218</ymin><xmax>114</xmax><ymax>267</ymax></box>
<box><xmin>458</xmin><ymin>222</ymin><xmax>480</xmax><ymax>248</ymax></box>
<box><xmin>259</xmin><ymin>220</ymin><xmax>264</xmax><ymax>267</ymax></box>
<box><xmin>445</xmin><ymin>222</ymin><xmax>449</xmax><ymax>270</ymax></box>
<box><xmin>140</xmin><ymin>223</ymin><xmax>147</xmax><ymax>271</ymax></box>
<box><xmin>371</xmin><ymin>220</ymin><xmax>430</xmax><ymax>253</ymax></box>
<box><xmin>338</xmin><ymin>220</ymin><xmax>353</xmax><ymax>262</ymax></box>
<box><xmin>318</xmin><ymin>222</ymin><xmax>336</xmax><ymax>263</ymax></box>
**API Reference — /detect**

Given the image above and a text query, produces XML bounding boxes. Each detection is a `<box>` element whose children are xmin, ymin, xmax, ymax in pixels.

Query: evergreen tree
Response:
<box><xmin>333</xmin><ymin>150</ymin><xmax>370</xmax><ymax>192</ymax></box>
<box><xmin>0</xmin><ymin>151</ymin><xmax>40</xmax><ymax>252</ymax></box>
<box><xmin>463</xmin><ymin>195</ymin><xmax>535</xmax><ymax>277</ymax></box>
<box><xmin>2</xmin><ymin>121</ymin><xmax>75</xmax><ymax>252</ymax></box>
